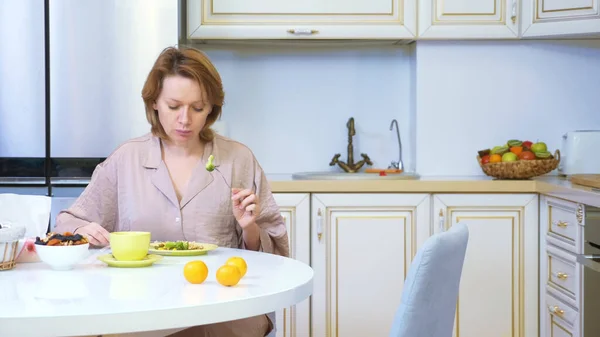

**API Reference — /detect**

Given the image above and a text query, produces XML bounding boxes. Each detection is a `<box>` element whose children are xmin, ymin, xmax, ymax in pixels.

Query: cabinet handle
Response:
<box><xmin>317</xmin><ymin>208</ymin><xmax>323</xmax><ymax>242</ymax></box>
<box><xmin>439</xmin><ymin>209</ymin><xmax>445</xmax><ymax>232</ymax></box>
<box><xmin>554</xmin><ymin>220</ymin><xmax>569</xmax><ymax>228</ymax></box>
<box><xmin>556</xmin><ymin>272</ymin><xmax>569</xmax><ymax>280</ymax></box>
<box><xmin>286</xmin><ymin>29</ymin><xmax>319</xmax><ymax>35</ymax></box>
<box><xmin>511</xmin><ymin>0</ymin><xmax>517</xmax><ymax>23</ymax></box>
<box><xmin>548</xmin><ymin>305</ymin><xmax>565</xmax><ymax>316</ymax></box>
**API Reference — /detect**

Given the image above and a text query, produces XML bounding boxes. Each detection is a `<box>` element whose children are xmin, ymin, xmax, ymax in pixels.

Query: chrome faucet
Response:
<box><xmin>389</xmin><ymin>119</ymin><xmax>404</xmax><ymax>171</ymax></box>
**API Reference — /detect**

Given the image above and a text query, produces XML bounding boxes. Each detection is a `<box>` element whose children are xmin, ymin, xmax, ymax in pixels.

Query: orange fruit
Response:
<box><xmin>489</xmin><ymin>154</ymin><xmax>502</xmax><ymax>163</ymax></box>
<box><xmin>216</xmin><ymin>264</ymin><xmax>242</xmax><ymax>287</ymax></box>
<box><xmin>225</xmin><ymin>256</ymin><xmax>247</xmax><ymax>278</ymax></box>
<box><xmin>183</xmin><ymin>260</ymin><xmax>209</xmax><ymax>284</ymax></box>
<box><xmin>509</xmin><ymin>146</ymin><xmax>523</xmax><ymax>156</ymax></box>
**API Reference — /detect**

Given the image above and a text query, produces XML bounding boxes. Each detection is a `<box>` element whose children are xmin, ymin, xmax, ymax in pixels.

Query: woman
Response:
<box><xmin>54</xmin><ymin>46</ymin><xmax>289</xmax><ymax>337</ymax></box>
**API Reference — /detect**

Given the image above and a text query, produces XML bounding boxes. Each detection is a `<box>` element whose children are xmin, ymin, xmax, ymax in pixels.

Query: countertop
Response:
<box><xmin>2</xmin><ymin>174</ymin><xmax>599</xmax><ymax>207</ymax></box>
<box><xmin>266</xmin><ymin>174</ymin><xmax>600</xmax><ymax>208</ymax></box>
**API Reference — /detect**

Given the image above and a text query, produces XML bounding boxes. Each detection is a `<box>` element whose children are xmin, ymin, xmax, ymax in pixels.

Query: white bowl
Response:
<box><xmin>34</xmin><ymin>243</ymin><xmax>91</xmax><ymax>270</ymax></box>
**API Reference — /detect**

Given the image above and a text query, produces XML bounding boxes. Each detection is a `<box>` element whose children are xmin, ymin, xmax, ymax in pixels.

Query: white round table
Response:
<box><xmin>0</xmin><ymin>247</ymin><xmax>313</xmax><ymax>337</ymax></box>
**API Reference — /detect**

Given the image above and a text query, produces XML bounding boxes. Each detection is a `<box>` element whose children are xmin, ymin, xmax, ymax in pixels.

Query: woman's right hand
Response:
<box><xmin>74</xmin><ymin>222</ymin><xmax>110</xmax><ymax>247</ymax></box>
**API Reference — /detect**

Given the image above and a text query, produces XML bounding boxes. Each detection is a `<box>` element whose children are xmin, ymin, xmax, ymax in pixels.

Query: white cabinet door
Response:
<box><xmin>310</xmin><ymin>193</ymin><xmax>431</xmax><ymax>337</ymax></box>
<box><xmin>418</xmin><ymin>0</ymin><xmax>519</xmax><ymax>38</ymax></box>
<box><xmin>272</xmin><ymin>193</ymin><xmax>311</xmax><ymax>337</ymax></box>
<box><xmin>433</xmin><ymin>193</ymin><xmax>539</xmax><ymax>337</ymax></box>
<box><xmin>522</xmin><ymin>0</ymin><xmax>600</xmax><ymax>37</ymax></box>
<box><xmin>186</xmin><ymin>0</ymin><xmax>417</xmax><ymax>40</ymax></box>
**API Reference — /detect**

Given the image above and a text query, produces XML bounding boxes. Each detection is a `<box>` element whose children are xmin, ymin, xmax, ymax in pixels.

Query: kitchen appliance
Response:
<box><xmin>0</xmin><ymin>0</ymin><xmax>179</xmax><ymax>193</ymax></box>
<box><xmin>577</xmin><ymin>205</ymin><xmax>600</xmax><ymax>336</ymax></box>
<box><xmin>558</xmin><ymin>130</ymin><xmax>600</xmax><ymax>176</ymax></box>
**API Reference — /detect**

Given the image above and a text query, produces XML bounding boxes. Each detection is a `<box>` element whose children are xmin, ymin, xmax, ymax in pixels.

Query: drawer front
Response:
<box><xmin>544</xmin><ymin>292</ymin><xmax>580</xmax><ymax>337</ymax></box>
<box><xmin>546</xmin><ymin>197</ymin><xmax>582</xmax><ymax>251</ymax></box>
<box><xmin>546</xmin><ymin>245</ymin><xmax>580</xmax><ymax>302</ymax></box>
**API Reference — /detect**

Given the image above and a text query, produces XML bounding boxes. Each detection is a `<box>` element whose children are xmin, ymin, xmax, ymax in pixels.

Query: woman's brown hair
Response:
<box><xmin>142</xmin><ymin>46</ymin><xmax>225</xmax><ymax>142</ymax></box>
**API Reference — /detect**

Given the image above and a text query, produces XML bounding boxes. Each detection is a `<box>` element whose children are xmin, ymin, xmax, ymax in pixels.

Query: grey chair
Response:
<box><xmin>389</xmin><ymin>222</ymin><xmax>470</xmax><ymax>337</ymax></box>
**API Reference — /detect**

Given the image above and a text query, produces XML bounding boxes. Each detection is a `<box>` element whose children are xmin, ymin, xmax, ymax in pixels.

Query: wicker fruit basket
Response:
<box><xmin>477</xmin><ymin>149</ymin><xmax>561</xmax><ymax>180</ymax></box>
<box><xmin>0</xmin><ymin>223</ymin><xmax>26</xmax><ymax>271</ymax></box>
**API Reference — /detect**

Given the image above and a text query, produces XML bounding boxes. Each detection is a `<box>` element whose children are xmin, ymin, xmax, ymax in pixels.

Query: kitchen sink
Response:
<box><xmin>291</xmin><ymin>171</ymin><xmax>420</xmax><ymax>180</ymax></box>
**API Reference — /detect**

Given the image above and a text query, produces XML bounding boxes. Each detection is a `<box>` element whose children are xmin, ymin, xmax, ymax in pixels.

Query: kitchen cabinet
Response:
<box><xmin>186</xmin><ymin>0</ymin><xmax>417</xmax><ymax>40</ymax></box>
<box><xmin>310</xmin><ymin>193</ymin><xmax>432</xmax><ymax>337</ymax></box>
<box><xmin>433</xmin><ymin>193</ymin><xmax>539</xmax><ymax>337</ymax></box>
<box><xmin>417</xmin><ymin>0</ymin><xmax>520</xmax><ymax>38</ymax></box>
<box><xmin>521</xmin><ymin>0</ymin><xmax>600</xmax><ymax>38</ymax></box>
<box><xmin>539</xmin><ymin>195</ymin><xmax>583</xmax><ymax>337</ymax></box>
<box><xmin>272</xmin><ymin>193</ymin><xmax>311</xmax><ymax>337</ymax></box>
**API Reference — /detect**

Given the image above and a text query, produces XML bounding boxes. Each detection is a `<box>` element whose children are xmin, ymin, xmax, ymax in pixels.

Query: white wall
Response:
<box><xmin>200</xmin><ymin>45</ymin><xmax>415</xmax><ymax>174</ymax></box>
<box><xmin>415</xmin><ymin>40</ymin><xmax>600</xmax><ymax>176</ymax></box>
<box><xmin>198</xmin><ymin>40</ymin><xmax>600</xmax><ymax>176</ymax></box>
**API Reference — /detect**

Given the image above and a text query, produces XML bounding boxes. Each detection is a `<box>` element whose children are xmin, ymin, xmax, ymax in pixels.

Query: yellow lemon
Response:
<box><xmin>225</xmin><ymin>256</ymin><xmax>248</xmax><ymax>278</ymax></box>
<box><xmin>183</xmin><ymin>260</ymin><xmax>209</xmax><ymax>284</ymax></box>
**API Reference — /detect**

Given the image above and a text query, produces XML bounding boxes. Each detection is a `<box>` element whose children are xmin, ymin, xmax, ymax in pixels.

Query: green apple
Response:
<box><xmin>531</xmin><ymin>142</ymin><xmax>547</xmax><ymax>153</ymax></box>
<box><xmin>502</xmin><ymin>152</ymin><xmax>518</xmax><ymax>162</ymax></box>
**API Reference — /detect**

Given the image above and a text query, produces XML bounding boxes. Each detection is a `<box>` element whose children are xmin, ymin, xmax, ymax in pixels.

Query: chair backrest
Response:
<box><xmin>389</xmin><ymin>222</ymin><xmax>470</xmax><ymax>337</ymax></box>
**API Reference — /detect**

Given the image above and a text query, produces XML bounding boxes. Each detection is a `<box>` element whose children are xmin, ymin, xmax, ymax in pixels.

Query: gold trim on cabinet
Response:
<box><xmin>547</xmin><ymin>255</ymin><xmax>575</xmax><ymax>296</ymax></box>
<box><xmin>324</xmin><ymin>209</ymin><xmax>415</xmax><ymax>337</ymax></box>
<box><xmin>449</xmin><ymin>209</ymin><xmax>525</xmax><ymax>337</ymax></box>
<box><xmin>547</xmin><ymin>205</ymin><xmax>576</xmax><ymax>243</ymax></box>
<box><xmin>200</xmin><ymin>0</ymin><xmax>404</xmax><ymax>25</ymax></box>
<box><xmin>576</xmin><ymin>204</ymin><xmax>583</xmax><ymax>225</ymax></box>
<box><xmin>440</xmin><ymin>0</ymin><xmax>498</xmax><ymax>16</ymax></box>
<box><xmin>210</xmin><ymin>0</ymin><xmax>396</xmax><ymax>16</ymax></box>
<box><xmin>278</xmin><ymin>208</ymin><xmax>297</xmax><ymax>337</ymax></box>
<box><xmin>550</xmin><ymin>315</ymin><xmax>573</xmax><ymax>336</ymax></box>
<box><xmin>433</xmin><ymin>0</ymin><xmax>505</xmax><ymax>25</ymax></box>
<box><xmin>535</xmin><ymin>0</ymin><xmax>596</xmax><ymax>21</ymax></box>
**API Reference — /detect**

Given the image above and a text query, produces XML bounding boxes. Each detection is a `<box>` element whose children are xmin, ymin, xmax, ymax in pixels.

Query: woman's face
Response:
<box><xmin>153</xmin><ymin>75</ymin><xmax>212</xmax><ymax>147</ymax></box>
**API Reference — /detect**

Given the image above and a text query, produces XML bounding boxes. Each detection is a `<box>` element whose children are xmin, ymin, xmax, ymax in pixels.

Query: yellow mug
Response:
<box><xmin>110</xmin><ymin>231</ymin><xmax>151</xmax><ymax>261</ymax></box>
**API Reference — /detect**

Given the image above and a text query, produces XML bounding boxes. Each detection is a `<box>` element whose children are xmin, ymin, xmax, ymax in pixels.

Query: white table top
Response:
<box><xmin>0</xmin><ymin>247</ymin><xmax>314</xmax><ymax>337</ymax></box>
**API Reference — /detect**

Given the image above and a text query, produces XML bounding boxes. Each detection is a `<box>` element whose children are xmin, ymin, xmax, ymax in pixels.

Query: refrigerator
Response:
<box><xmin>0</xmin><ymin>0</ymin><xmax>179</xmax><ymax>225</ymax></box>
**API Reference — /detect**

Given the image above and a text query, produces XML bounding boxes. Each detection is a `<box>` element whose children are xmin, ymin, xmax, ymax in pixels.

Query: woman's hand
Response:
<box><xmin>74</xmin><ymin>222</ymin><xmax>110</xmax><ymax>247</ymax></box>
<box><xmin>231</xmin><ymin>187</ymin><xmax>260</xmax><ymax>229</ymax></box>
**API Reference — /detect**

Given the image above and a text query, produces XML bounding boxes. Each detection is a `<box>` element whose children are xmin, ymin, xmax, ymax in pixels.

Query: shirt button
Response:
<box><xmin>175</xmin><ymin>217</ymin><xmax>181</xmax><ymax>223</ymax></box>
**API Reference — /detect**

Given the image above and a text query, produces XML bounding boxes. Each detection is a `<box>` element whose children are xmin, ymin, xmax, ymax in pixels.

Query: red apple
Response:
<box><xmin>522</xmin><ymin>141</ymin><xmax>533</xmax><ymax>149</ymax></box>
<box><xmin>481</xmin><ymin>155</ymin><xmax>491</xmax><ymax>164</ymax></box>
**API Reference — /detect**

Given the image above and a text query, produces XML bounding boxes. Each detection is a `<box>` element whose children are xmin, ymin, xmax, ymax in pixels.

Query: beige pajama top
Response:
<box><xmin>54</xmin><ymin>133</ymin><xmax>289</xmax><ymax>336</ymax></box>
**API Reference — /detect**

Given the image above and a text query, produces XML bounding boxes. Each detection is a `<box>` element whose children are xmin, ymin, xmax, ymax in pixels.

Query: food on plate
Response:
<box><xmin>478</xmin><ymin>139</ymin><xmax>555</xmax><ymax>166</ymax></box>
<box><xmin>225</xmin><ymin>256</ymin><xmax>248</xmax><ymax>278</ymax></box>
<box><xmin>35</xmin><ymin>232</ymin><xmax>89</xmax><ymax>246</ymax></box>
<box><xmin>205</xmin><ymin>154</ymin><xmax>216</xmax><ymax>172</ymax></box>
<box><xmin>216</xmin><ymin>264</ymin><xmax>242</xmax><ymax>287</ymax></box>
<box><xmin>151</xmin><ymin>240</ymin><xmax>204</xmax><ymax>251</ymax></box>
<box><xmin>502</xmin><ymin>152</ymin><xmax>518</xmax><ymax>162</ymax></box>
<box><xmin>183</xmin><ymin>260</ymin><xmax>209</xmax><ymax>284</ymax></box>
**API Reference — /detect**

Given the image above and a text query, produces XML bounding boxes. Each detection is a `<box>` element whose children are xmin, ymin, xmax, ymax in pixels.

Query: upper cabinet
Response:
<box><xmin>521</xmin><ymin>0</ymin><xmax>600</xmax><ymax>37</ymax></box>
<box><xmin>186</xmin><ymin>0</ymin><xmax>417</xmax><ymax>40</ymax></box>
<box><xmin>186</xmin><ymin>0</ymin><xmax>600</xmax><ymax>40</ymax></box>
<box><xmin>417</xmin><ymin>0</ymin><xmax>520</xmax><ymax>38</ymax></box>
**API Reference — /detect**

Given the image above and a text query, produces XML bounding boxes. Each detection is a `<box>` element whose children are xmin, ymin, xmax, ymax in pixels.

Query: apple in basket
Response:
<box><xmin>34</xmin><ymin>232</ymin><xmax>91</xmax><ymax>271</ymax></box>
